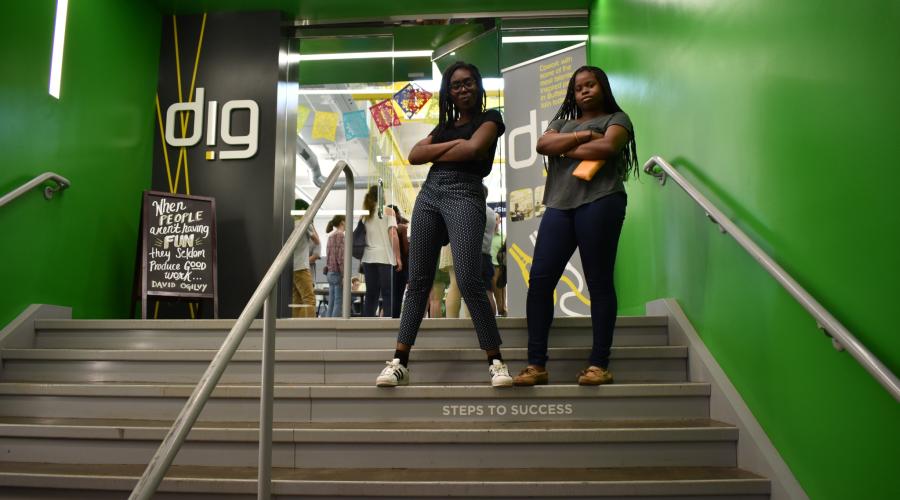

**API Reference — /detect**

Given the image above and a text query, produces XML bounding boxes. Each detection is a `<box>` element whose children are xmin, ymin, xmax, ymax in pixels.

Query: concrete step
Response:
<box><xmin>0</xmin><ymin>418</ymin><xmax>737</xmax><ymax>469</ymax></box>
<box><xmin>0</xmin><ymin>463</ymin><xmax>771</xmax><ymax>499</ymax></box>
<box><xmin>0</xmin><ymin>382</ymin><xmax>710</xmax><ymax>423</ymax></box>
<box><xmin>0</xmin><ymin>346</ymin><xmax>687</xmax><ymax>384</ymax></box>
<box><xmin>31</xmin><ymin>316</ymin><xmax>669</xmax><ymax>350</ymax></box>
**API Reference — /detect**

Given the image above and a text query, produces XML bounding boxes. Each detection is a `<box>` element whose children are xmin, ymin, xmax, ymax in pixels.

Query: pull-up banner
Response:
<box><xmin>502</xmin><ymin>44</ymin><xmax>588</xmax><ymax>317</ymax></box>
<box><xmin>151</xmin><ymin>11</ymin><xmax>285</xmax><ymax>318</ymax></box>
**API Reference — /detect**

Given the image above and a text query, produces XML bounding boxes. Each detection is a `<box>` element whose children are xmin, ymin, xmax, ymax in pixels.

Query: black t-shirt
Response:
<box><xmin>429</xmin><ymin>109</ymin><xmax>505</xmax><ymax>178</ymax></box>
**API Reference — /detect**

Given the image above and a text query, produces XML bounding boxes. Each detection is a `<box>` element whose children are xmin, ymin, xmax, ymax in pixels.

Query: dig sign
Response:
<box><xmin>139</xmin><ymin>190</ymin><xmax>218</xmax><ymax>318</ymax></box>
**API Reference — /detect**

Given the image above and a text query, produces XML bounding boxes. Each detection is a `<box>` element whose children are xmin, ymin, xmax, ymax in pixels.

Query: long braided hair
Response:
<box><xmin>434</xmin><ymin>61</ymin><xmax>487</xmax><ymax>137</ymax></box>
<box><xmin>551</xmin><ymin>65</ymin><xmax>638</xmax><ymax>180</ymax></box>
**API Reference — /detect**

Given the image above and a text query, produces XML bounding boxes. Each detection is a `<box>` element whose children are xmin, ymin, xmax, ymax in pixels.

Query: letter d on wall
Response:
<box><xmin>165</xmin><ymin>88</ymin><xmax>204</xmax><ymax>147</ymax></box>
<box><xmin>507</xmin><ymin>109</ymin><xmax>537</xmax><ymax>169</ymax></box>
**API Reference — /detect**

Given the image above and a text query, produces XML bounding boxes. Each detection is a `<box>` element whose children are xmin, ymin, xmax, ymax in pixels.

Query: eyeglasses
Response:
<box><xmin>449</xmin><ymin>78</ymin><xmax>477</xmax><ymax>92</ymax></box>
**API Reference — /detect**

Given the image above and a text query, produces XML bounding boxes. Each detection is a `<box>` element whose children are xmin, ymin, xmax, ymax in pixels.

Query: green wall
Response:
<box><xmin>589</xmin><ymin>0</ymin><xmax>899</xmax><ymax>498</ymax></box>
<box><xmin>1</xmin><ymin>1</ymin><xmax>161</xmax><ymax>325</ymax></box>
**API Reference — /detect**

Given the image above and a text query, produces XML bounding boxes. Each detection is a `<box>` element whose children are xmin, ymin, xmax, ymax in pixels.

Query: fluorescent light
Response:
<box><xmin>48</xmin><ymin>0</ymin><xmax>69</xmax><ymax>98</ymax></box>
<box><xmin>297</xmin><ymin>87</ymin><xmax>393</xmax><ymax>95</ymax></box>
<box><xmin>289</xmin><ymin>50</ymin><xmax>432</xmax><ymax>62</ymax></box>
<box><xmin>291</xmin><ymin>210</ymin><xmax>369</xmax><ymax>216</ymax></box>
<box><xmin>298</xmin><ymin>78</ymin><xmax>504</xmax><ymax>96</ymax></box>
<box><xmin>411</xmin><ymin>78</ymin><xmax>504</xmax><ymax>92</ymax></box>
<box><xmin>501</xmin><ymin>35</ymin><xmax>588</xmax><ymax>44</ymax></box>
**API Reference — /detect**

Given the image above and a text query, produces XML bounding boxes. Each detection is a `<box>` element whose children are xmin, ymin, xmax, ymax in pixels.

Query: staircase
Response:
<box><xmin>0</xmin><ymin>315</ymin><xmax>770</xmax><ymax>499</ymax></box>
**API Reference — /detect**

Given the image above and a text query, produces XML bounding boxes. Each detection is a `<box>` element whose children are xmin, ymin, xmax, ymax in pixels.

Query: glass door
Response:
<box><xmin>288</xmin><ymin>33</ymin><xmax>402</xmax><ymax>318</ymax></box>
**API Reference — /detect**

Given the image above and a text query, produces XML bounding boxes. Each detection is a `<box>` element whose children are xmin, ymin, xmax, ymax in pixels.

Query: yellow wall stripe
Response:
<box><xmin>155</xmin><ymin>94</ymin><xmax>175</xmax><ymax>192</ymax></box>
<box><xmin>508</xmin><ymin>243</ymin><xmax>592</xmax><ymax>307</ymax></box>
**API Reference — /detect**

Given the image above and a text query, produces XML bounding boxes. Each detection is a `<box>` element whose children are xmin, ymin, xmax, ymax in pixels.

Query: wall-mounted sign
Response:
<box><xmin>139</xmin><ymin>190</ymin><xmax>218</xmax><ymax>318</ymax></box>
<box><xmin>163</xmin><ymin>87</ymin><xmax>259</xmax><ymax>160</ymax></box>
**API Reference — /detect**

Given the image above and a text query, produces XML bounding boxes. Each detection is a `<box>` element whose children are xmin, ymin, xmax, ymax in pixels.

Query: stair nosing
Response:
<box><xmin>32</xmin><ymin>315</ymin><xmax>669</xmax><ymax>331</ymax></box>
<box><xmin>0</xmin><ymin>422</ymin><xmax>738</xmax><ymax>443</ymax></box>
<box><xmin>0</xmin><ymin>382</ymin><xmax>711</xmax><ymax>399</ymax></box>
<box><xmin>0</xmin><ymin>345</ymin><xmax>687</xmax><ymax>361</ymax></box>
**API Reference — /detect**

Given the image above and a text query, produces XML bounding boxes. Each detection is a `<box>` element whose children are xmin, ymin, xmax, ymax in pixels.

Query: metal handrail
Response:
<box><xmin>643</xmin><ymin>155</ymin><xmax>900</xmax><ymax>402</ymax></box>
<box><xmin>0</xmin><ymin>172</ymin><xmax>70</xmax><ymax>208</ymax></box>
<box><xmin>129</xmin><ymin>161</ymin><xmax>355</xmax><ymax>500</ymax></box>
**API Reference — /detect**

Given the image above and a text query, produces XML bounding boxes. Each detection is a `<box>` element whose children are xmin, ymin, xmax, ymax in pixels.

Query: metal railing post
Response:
<box><xmin>129</xmin><ymin>161</ymin><xmax>355</xmax><ymax>499</ymax></box>
<box><xmin>342</xmin><ymin>165</ymin><xmax>354</xmax><ymax>318</ymax></box>
<box><xmin>257</xmin><ymin>289</ymin><xmax>277</xmax><ymax>499</ymax></box>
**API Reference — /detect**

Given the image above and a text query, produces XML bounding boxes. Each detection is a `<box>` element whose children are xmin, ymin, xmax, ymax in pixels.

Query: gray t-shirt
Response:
<box><xmin>292</xmin><ymin>223</ymin><xmax>315</xmax><ymax>272</ymax></box>
<box><xmin>542</xmin><ymin>111</ymin><xmax>633</xmax><ymax>210</ymax></box>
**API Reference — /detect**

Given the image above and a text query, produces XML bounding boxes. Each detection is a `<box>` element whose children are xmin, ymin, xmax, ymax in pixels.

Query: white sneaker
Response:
<box><xmin>489</xmin><ymin>359</ymin><xmax>513</xmax><ymax>387</ymax></box>
<box><xmin>376</xmin><ymin>358</ymin><xmax>409</xmax><ymax>387</ymax></box>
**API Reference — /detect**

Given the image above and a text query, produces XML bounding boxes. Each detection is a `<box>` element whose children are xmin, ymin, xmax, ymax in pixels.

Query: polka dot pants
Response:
<box><xmin>397</xmin><ymin>170</ymin><xmax>503</xmax><ymax>351</ymax></box>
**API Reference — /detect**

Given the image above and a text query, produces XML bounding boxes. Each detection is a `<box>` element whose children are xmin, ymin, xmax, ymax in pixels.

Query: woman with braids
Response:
<box><xmin>513</xmin><ymin>66</ymin><xmax>638</xmax><ymax>387</ymax></box>
<box><xmin>375</xmin><ymin>61</ymin><xmax>513</xmax><ymax>388</ymax></box>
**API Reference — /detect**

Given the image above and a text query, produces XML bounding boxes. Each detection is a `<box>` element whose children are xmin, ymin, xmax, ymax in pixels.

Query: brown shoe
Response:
<box><xmin>513</xmin><ymin>365</ymin><xmax>549</xmax><ymax>386</ymax></box>
<box><xmin>577</xmin><ymin>366</ymin><xmax>613</xmax><ymax>385</ymax></box>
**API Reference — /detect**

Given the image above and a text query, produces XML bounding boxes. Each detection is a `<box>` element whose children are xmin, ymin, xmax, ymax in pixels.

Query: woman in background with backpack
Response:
<box><xmin>359</xmin><ymin>185</ymin><xmax>402</xmax><ymax>317</ymax></box>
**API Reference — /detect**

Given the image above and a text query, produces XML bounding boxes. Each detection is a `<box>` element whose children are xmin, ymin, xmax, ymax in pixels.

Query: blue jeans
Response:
<box><xmin>326</xmin><ymin>271</ymin><xmax>342</xmax><ymax>317</ymax></box>
<box><xmin>526</xmin><ymin>192</ymin><xmax>626</xmax><ymax>369</ymax></box>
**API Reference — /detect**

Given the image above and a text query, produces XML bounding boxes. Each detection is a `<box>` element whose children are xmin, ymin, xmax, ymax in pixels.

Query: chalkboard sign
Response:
<box><xmin>139</xmin><ymin>190</ymin><xmax>218</xmax><ymax>318</ymax></box>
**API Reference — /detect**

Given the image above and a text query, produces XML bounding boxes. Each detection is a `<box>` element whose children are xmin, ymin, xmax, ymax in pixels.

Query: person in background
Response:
<box><xmin>292</xmin><ymin>215</ymin><xmax>319</xmax><ymax>318</ymax></box>
<box><xmin>309</xmin><ymin>230</ymin><xmax>321</xmax><ymax>283</ymax></box>
<box><xmin>481</xmin><ymin>186</ymin><xmax>498</xmax><ymax>315</ymax></box>
<box><xmin>514</xmin><ymin>65</ymin><xmax>638</xmax><ymax>387</ymax></box>
<box><xmin>490</xmin><ymin>212</ymin><xmax>507</xmax><ymax>316</ymax></box>
<box><xmin>324</xmin><ymin>214</ymin><xmax>346</xmax><ymax>317</ymax></box>
<box><xmin>360</xmin><ymin>185</ymin><xmax>402</xmax><ymax>317</ymax></box>
<box><xmin>375</xmin><ymin>61</ymin><xmax>512</xmax><ymax>388</ymax></box>
<box><xmin>429</xmin><ymin>245</ymin><xmax>451</xmax><ymax>318</ymax></box>
<box><xmin>387</xmin><ymin>204</ymin><xmax>410</xmax><ymax>318</ymax></box>
<box><xmin>441</xmin><ymin>245</ymin><xmax>461</xmax><ymax>318</ymax></box>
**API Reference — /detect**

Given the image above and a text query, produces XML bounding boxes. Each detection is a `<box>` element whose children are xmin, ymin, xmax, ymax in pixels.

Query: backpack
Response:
<box><xmin>352</xmin><ymin>218</ymin><xmax>367</xmax><ymax>260</ymax></box>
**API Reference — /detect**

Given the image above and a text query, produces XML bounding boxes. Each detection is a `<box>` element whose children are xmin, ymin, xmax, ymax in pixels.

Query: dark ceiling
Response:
<box><xmin>151</xmin><ymin>0</ymin><xmax>590</xmax><ymax>22</ymax></box>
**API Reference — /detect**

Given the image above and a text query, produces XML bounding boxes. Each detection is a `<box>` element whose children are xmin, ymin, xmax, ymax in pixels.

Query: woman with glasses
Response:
<box><xmin>375</xmin><ymin>61</ymin><xmax>512</xmax><ymax>388</ymax></box>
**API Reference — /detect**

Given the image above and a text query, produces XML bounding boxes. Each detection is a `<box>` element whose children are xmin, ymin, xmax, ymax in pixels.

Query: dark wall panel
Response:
<box><xmin>152</xmin><ymin>11</ymin><xmax>282</xmax><ymax>318</ymax></box>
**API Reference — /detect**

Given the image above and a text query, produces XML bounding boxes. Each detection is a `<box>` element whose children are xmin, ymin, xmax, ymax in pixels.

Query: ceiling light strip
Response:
<box><xmin>501</xmin><ymin>34</ymin><xmax>588</xmax><ymax>44</ymax></box>
<box><xmin>291</xmin><ymin>50</ymin><xmax>432</xmax><ymax>62</ymax></box>
<box><xmin>48</xmin><ymin>0</ymin><xmax>69</xmax><ymax>98</ymax></box>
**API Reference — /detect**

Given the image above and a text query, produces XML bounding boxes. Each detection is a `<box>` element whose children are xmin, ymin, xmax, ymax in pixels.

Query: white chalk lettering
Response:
<box><xmin>176</xmin><ymin>248</ymin><xmax>206</xmax><ymax>260</ymax></box>
<box><xmin>149</xmin><ymin>261</ymin><xmax>181</xmax><ymax>272</ymax></box>
<box><xmin>180</xmin><ymin>283</ymin><xmax>208</xmax><ymax>293</ymax></box>
<box><xmin>152</xmin><ymin>198</ymin><xmax>187</xmax><ymax>217</ymax></box>
<box><xmin>163</xmin><ymin>234</ymin><xmax>194</xmax><ymax>249</ymax></box>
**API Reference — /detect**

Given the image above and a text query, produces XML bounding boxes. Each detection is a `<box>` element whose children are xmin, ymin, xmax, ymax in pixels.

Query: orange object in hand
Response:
<box><xmin>572</xmin><ymin>159</ymin><xmax>605</xmax><ymax>181</ymax></box>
